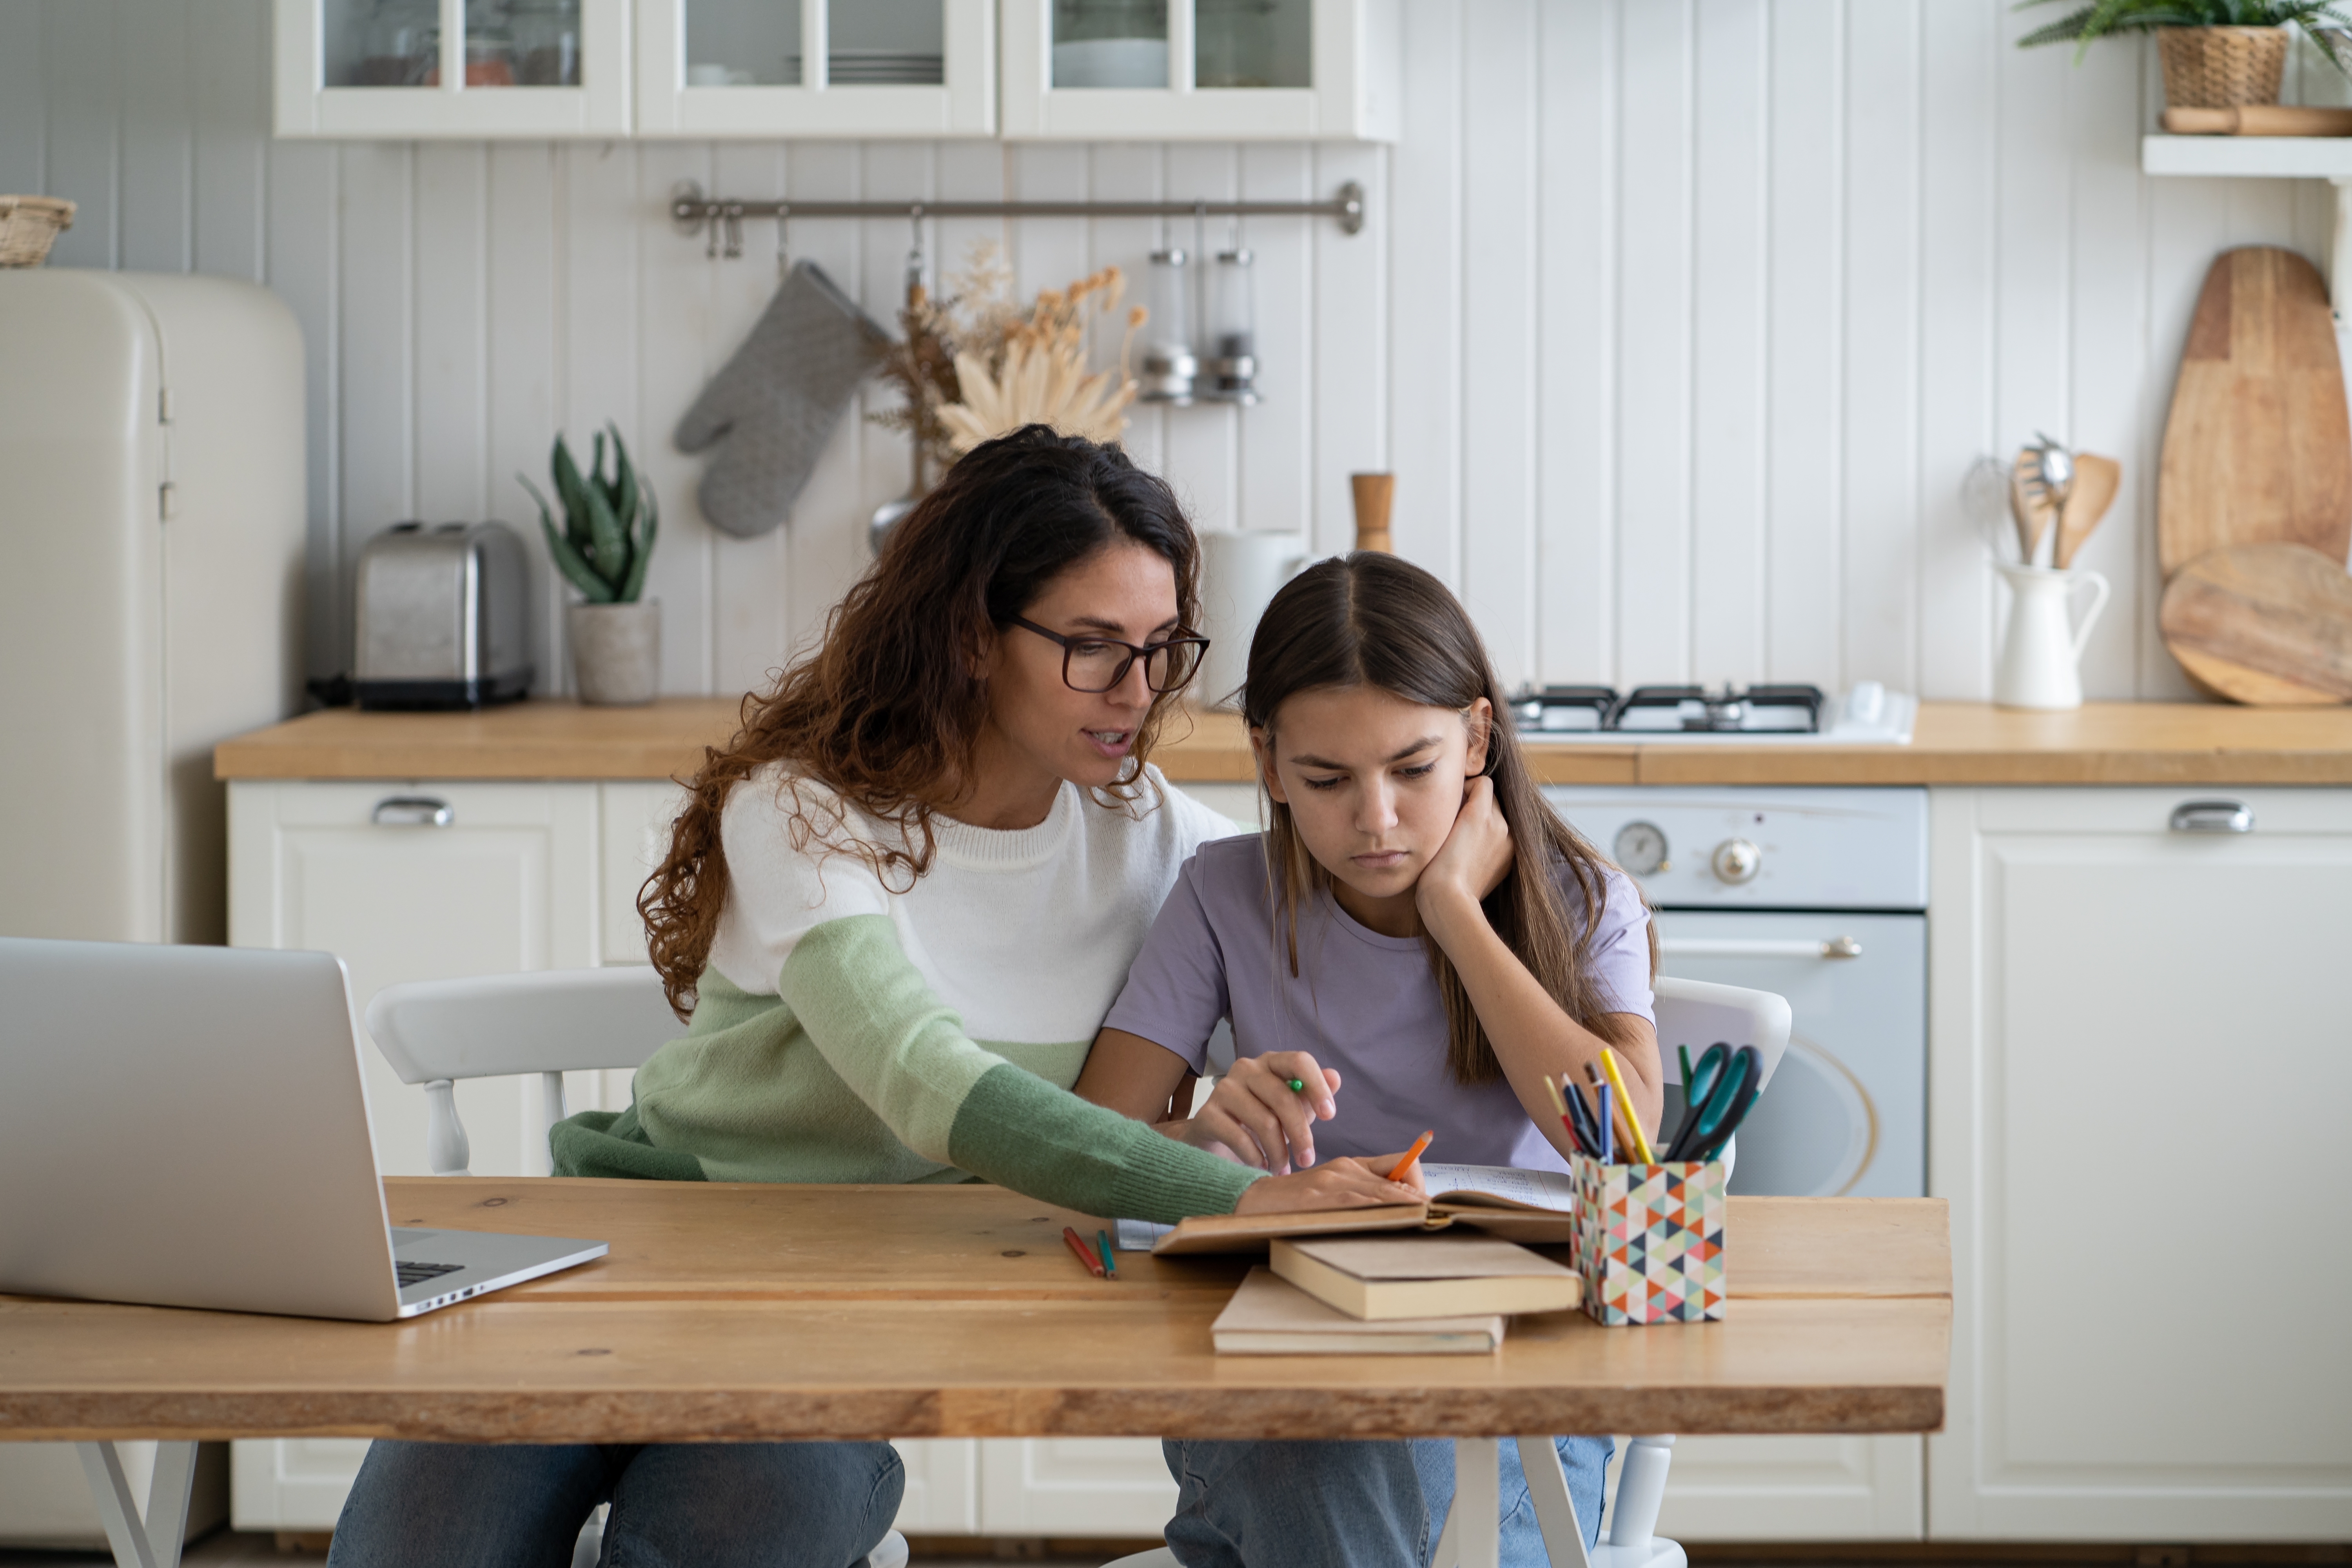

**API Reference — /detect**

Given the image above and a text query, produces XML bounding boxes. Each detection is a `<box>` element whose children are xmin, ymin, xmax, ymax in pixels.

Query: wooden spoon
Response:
<box><xmin>2054</xmin><ymin>454</ymin><xmax>2120</xmax><ymax>570</ymax></box>
<box><xmin>2159</xmin><ymin>541</ymin><xmax>2352</xmax><ymax>704</ymax></box>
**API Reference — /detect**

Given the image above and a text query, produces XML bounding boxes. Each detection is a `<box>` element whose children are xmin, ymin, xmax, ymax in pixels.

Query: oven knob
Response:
<box><xmin>1710</xmin><ymin>838</ymin><xmax>1761</xmax><ymax>884</ymax></box>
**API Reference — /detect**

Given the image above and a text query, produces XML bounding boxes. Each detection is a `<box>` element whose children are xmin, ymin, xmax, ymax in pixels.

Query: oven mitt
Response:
<box><xmin>673</xmin><ymin>260</ymin><xmax>888</xmax><ymax>538</ymax></box>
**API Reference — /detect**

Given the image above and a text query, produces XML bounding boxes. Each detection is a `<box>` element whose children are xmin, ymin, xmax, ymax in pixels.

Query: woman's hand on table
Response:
<box><xmin>1186</xmin><ymin>1052</ymin><xmax>1343</xmax><ymax>1174</ymax></box>
<box><xmin>1232</xmin><ymin>1154</ymin><xmax>1426</xmax><ymax>1215</ymax></box>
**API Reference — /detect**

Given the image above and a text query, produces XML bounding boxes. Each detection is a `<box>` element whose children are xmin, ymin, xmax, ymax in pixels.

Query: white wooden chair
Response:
<box><xmin>364</xmin><ymin>965</ymin><xmax>686</xmax><ymax>1177</ymax></box>
<box><xmin>1105</xmin><ymin>975</ymin><xmax>1793</xmax><ymax>1568</ymax></box>
<box><xmin>362</xmin><ymin>966</ymin><xmax>912</xmax><ymax>1568</ymax></box>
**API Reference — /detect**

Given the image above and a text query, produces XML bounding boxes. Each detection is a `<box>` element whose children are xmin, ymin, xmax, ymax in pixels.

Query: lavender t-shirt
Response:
<box><xmin>1102</xmin><ymin>834</ymin><xmax>1655</xmax><ymax>1174</ymax></box>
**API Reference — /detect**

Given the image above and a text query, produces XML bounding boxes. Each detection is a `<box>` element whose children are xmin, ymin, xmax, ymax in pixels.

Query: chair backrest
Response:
<box><xmin>1651</xmin><ymin>975</ymin><xmax>1790</xmax><ymax>1181</ymax></box>
<box><xmin>364</xmin><ymin>967</ymin><xmax>685</xmax><ymax>1177</ymax></box>
<box><xmin>1651</xmin><ymin>975</ymin><xmax>1791</xmax><ymax>1091</ymax></box>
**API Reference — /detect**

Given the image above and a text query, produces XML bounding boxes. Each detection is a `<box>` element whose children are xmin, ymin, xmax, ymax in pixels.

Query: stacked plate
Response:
<box><xmin>822</xmin><ymin>49</ymin><xmax>944</xmax><ymax>84</ymax></box>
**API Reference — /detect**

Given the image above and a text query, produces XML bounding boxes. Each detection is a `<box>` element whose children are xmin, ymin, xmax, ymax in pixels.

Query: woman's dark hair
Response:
<box><xmin>641</xmin><ymin>425</ymin><xmax>1201</xmax><ymax>1016</ymax></box>
<box><xmin>1243</xmin><ymin>552</ymin><xmax>1655</xmax><ymax>1086</ymax></box>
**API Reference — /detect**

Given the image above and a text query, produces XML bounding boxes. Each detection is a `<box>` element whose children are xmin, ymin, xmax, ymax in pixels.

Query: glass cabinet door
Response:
<box><xmin>636</xmin><ymin>0</ymin><xmax>993</xmax><ymax>136</ymax></box>
<box><xmin>277</xmin><ymin>0</ymin><xmax>630</xmax><ymax>136</ymax></box>
<box><xmin>1004</xmin><ymin>0</ymin><xmax>1393</xmax><ymax>141</ymax></box>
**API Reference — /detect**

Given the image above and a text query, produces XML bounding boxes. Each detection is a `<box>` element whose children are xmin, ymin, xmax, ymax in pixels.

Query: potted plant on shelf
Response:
<box><xmin>2018</xmin><ymin>0</ymin><xmax>2350</xmax><ymax>108</ymax></box>
<box><xmin>521</xmin><ymin>425</ymin><xmax>661</xmax><ymax>706</ymax></box>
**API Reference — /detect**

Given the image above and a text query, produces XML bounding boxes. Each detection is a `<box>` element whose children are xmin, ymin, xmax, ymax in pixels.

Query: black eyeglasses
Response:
<box><xmin>1009</xmin><ymin>616</ymin><xmax>1211</xmax><ymax>694</ymax></box>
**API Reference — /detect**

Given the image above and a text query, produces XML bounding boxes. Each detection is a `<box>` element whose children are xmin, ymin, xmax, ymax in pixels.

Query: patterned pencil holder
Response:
<box><xmin>1571</xmin><ymin>1154</ymin><xmax>1728</xmax><ymax>1325</ymax></box>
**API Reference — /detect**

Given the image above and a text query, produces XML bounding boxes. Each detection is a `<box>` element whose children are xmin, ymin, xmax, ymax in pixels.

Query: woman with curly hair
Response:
<box><xmin>327</xmin><ymin>426</ymin><xmax>1418</xmax><ymax>1568</ymax></box>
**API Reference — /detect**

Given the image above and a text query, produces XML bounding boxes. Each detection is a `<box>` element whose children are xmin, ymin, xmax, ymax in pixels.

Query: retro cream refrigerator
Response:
<box><xmin>0</xmin><ymin>268</ymin><xmax>305</xmax><ymax>1544</ymax></box>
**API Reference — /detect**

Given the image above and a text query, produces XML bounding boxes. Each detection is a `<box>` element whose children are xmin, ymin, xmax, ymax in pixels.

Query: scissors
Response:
<box><xmin>1664</xmin><ymin>1042</ymin><xmax>1762</xmax><ymax>1164</ymax></box>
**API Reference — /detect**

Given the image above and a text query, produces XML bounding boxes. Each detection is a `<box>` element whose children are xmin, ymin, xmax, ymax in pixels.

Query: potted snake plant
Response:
<box><xmin>2017</xmin><ymin>0</ymin><xmax>2351</xmax><ymax>108</ymax></box>
<box><xmin>521</xmin><ymin>425</ymin><xmax>661</xmax><ymax>706</ymax></box>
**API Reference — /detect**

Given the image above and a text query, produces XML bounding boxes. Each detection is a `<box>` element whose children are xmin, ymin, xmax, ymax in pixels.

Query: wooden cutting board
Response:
<box><xmin>2158</xmin><ymin>247</ymin><xmax>2352</xmax><ymax>579</ymax></box>
<box><xmin>2160</xmin><ymin>541</ymin><xmax>2352</xmax><ymax>704</ymax></box>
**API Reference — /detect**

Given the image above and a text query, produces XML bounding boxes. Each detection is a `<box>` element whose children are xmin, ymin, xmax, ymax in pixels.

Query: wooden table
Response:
<box><xmin>3</xmin><ymin>1182</ymin><xmax>1950</xmax><ymax>1568</ymax></box>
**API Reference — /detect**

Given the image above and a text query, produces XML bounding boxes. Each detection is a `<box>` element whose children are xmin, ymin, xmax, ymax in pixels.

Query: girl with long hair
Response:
<box><xmin>1074</xmin><ymin>550</ymin><xmax>1662</xmax><ymax>1567</ymax></box>
<box><xmin>328</xmin><ymin>429</ymin><xmax>1416</xmax><ymax>1568</ymax></box>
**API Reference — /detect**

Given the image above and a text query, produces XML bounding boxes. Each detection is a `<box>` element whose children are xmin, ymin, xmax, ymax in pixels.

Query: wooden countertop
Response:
<box><xmin>215</xmin><ymin>699</ymin><xmax>2352</xmax><ymax>786</ymax></box>
<box><xmin>0</xmin><ymin>1181</ymin><xmax>1948</xmax><ymax>1443</ymax></box>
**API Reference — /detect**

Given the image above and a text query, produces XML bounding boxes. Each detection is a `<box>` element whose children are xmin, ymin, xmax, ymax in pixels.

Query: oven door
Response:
<box><xmin>1651</xmin><ymin>908</ymin><xmax>1923</xmax><ymax>1198</ymax></box>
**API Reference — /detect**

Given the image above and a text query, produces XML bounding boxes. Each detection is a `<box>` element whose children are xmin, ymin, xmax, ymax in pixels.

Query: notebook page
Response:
<box><xmin>1418</xmin><ymin>1163</ymin><xmax>1579</xmax><ymax>1213</ymax></box>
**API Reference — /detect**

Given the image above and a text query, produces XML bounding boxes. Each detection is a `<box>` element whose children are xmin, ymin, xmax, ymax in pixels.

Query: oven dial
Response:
<box><xmin>1612</xmin><ymin>821</ymin><xmax>1669</xmax><ymax>877</ymax></box>
<box><xmin>1710</xmin><ymin>837</ymin><xmax>1762</xmax><ymax>884</ymax></box>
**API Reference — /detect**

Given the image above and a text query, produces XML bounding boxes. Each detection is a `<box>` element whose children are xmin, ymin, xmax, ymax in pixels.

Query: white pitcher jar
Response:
<box><xmin>1994</xmin><ymin>562</ymin><xmax>2110</xmax><ymax>710</ymax></box>
<box><xmin>1196</xmin><ymin>532</ymin><xmax>1311</xmax><ymax>711</ymax></box>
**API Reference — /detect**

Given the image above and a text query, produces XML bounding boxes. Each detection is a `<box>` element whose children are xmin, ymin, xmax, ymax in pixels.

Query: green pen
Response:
<box><xmin>1678</xmin><ymin>1044</ymin><xmax>1694</xmax><ymax>1090</ymax></box>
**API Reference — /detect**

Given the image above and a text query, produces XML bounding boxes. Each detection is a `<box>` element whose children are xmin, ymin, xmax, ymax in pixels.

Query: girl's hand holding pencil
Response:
<box><xmin>1186</xmin><ymin>1051</ymin><xmax>1343</xmax><ymax>1174</ymax></box>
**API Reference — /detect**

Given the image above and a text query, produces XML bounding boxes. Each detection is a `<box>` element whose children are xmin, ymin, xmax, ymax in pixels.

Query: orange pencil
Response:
<box><xmin>1062</xmin><ymin>1225</ymin><xmax>1105</xmax><ymax>1278</ymax></box>
<box><xmin>1385</xmin><ymin>1129</ymin><xmax>1435</xmax><ymax>1183</ymax></box>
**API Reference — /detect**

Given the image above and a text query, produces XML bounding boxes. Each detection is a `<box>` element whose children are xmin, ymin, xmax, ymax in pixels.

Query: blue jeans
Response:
<box><xmin>324</xmin><ymin>1438</ymin><xmax>903</xmax><ymax>1568</ymax></box>
<box><xmin>1163</xmin><ymin>1435</ymin><xmax>1612</xmax><ymax>1568</ymax></box>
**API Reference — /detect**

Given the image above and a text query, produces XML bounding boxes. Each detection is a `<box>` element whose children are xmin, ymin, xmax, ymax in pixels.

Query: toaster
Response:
<box><xmin>353</xmin><ymin>521</ymin><xmax>534</xmax><ymax>710</ymax></box>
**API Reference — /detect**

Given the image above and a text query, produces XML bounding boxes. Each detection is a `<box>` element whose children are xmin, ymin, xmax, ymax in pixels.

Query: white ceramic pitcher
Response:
<box><xmin>1993</xmin><ymin>562</ymin><xmax>2110</xmax><ymax>710</ymax></box>
<box><xmin>1196</xmin><ymin>531</ymin><xmax>1311</xmax><ymax>711</ymax></box>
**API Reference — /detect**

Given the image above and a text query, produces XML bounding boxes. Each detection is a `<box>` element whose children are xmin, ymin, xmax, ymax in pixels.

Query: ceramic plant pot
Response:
<box><xmin>568</xmin><ymin>599</ymin><xmax>660</xmax><ymax>706</ymax></box>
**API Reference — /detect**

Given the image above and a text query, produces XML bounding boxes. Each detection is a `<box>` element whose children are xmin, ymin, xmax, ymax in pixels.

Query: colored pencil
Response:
<box><xmin>1599</xmin><ymin>1047</ymin><xmax>1657</xmax><ymax>1163</ymax></box>
<box><xmin>1095</xmin><ymin>1229</ymin><xmax>1118</xmax><ymax>1278</ymax></box>
<box><xmin>1062</xmin><ymin>1226</ymin><xmax>1105</xmax><ymax>1278</ymax></box>
<box><xmin>1585</xmin><ymin>1066</ymin><xmax>1617</xmax><ymax>1164</ymax></box>
<box><xmin>1385</xmin><ymin>1128</ymin><xmax>1436</xmax><ymax>1183</ymax></box>
<box><xmin>1542</xmin><ymin>1074</ymin><xmax>1569</xmax><ymax>1117</ymax></box>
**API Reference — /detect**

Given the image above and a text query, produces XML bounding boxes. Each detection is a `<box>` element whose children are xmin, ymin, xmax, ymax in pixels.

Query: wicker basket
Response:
<box><xmin>2156</xmin><ymin>26</ymin><xmax>2290</xmax><ymax>109</ymax></box>
<box><xmin>0</xmin><ymin>196</ymin><xmax>76</xmax><ymax>268</ymax></box>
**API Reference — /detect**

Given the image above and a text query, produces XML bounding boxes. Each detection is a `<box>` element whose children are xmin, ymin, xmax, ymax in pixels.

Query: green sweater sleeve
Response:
<box><xmin>780</xmin><ymin>913</ymin><xmax>1262</xmax><ymax>1223</ymax></box>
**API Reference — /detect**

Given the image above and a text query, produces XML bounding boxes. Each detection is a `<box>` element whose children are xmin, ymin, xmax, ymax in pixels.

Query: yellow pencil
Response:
<box><xmin>1598</xmin><ymin>1047</ymin><xmax>1657</xmax><ymax>1164</ymax></box>
<box><xmin>1541</xmin><ymin>1074</ymin><xmax>1569</xmax><ymax>1117</ymax></box>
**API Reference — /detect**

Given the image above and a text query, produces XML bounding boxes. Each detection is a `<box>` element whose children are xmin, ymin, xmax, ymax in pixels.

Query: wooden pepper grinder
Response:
<box><xmin>1350</xmin><ymin>473</ymin><xmax>1394</xmax><ymax>554</ymax></box>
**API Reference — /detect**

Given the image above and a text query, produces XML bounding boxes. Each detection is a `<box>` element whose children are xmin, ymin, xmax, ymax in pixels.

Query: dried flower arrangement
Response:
<box><xmin>869</xmin><ymin>240</ymin><xmax>1145</xmax><ymax>478</ymax></box>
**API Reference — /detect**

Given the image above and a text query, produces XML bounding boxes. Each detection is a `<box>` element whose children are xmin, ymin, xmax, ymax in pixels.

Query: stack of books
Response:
<box><xmin>1210</xmin><ymin>1231</ymin><xmax>1581</xmax><ymax>1357</ymax></box>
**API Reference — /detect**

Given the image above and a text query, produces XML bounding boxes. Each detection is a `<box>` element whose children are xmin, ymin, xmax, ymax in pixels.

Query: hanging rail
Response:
<box><xmin>669</xmin><ymin>178</ymin><xmax>1365</xmax><ymax>257</ymax></box>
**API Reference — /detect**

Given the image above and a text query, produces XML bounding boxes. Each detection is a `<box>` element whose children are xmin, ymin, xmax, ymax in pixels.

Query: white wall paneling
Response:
<box><xmin>11</xmin><ymin>0</ymin><xmax>2335</xmax><ymax>702</ymax></box>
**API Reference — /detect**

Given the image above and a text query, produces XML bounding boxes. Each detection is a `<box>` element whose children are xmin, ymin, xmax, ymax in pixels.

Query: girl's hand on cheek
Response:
<box><xmin>1189</xmin><ymin>1053</ymin><xmax>1343</xmax><ymax>1174</ymax></box>
<box><xmin>1417</xmin><ymin>777</ymin><xmax>1514</xmax><ymax>922</ymax></box>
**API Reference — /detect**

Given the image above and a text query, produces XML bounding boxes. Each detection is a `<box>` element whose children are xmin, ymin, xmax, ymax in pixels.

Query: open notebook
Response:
<box><xmin>1117</xmin><ymin>1161</ymin><xmax>1580</xmax><ymax>1255</ymax></box>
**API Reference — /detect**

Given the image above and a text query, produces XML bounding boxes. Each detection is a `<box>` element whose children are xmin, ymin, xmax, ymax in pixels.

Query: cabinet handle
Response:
<box><xmin>1660</xmin><ymin>937</ymin><xmax>1862</xmax><ymax>960</ymax></box>
<box><xmin>2169</xmin><ymin>799</ymin><xmax>2252</xmax><ymax>835</ymax></box>
<box><xmin>373</xmin><ymin>795</ymin><xmax>452</xmax><ymax>828</ymax></box>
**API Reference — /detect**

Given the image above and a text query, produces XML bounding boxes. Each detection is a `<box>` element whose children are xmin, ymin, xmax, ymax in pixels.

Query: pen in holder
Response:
<box><xmin>1571</xmin><ymin>1153</ymin><xmax>1726</xmax><ymax>1325</ymax></box>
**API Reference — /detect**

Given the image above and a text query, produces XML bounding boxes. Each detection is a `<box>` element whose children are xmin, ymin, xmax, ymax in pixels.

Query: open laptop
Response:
<box><xmin>0</xmin><ymin>937</ymin><xmax>606</xmax><ymax>1320</ymax></box>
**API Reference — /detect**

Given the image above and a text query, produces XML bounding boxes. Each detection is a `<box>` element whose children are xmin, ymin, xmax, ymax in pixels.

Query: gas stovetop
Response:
<box><xmin>1509</xmin><ymin>682</ymin><xmax>1916</xmax><ymax>745</ymax></box>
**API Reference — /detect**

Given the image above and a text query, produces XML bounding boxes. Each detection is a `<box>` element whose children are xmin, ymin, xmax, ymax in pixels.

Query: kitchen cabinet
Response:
<box><xmin>274</xmin><ymin>0</ymin><xmax>633</xmax><ymax>138</ymax></box>
<box><xmin>1001</xmin><ymin>0</ymin><xmax>1397</xmax><ymax>141</ymax></box>
<box><xmin>601</xmin><ymin>780</ymin><xmax>688</xmax><ymax>963</ymax></box>
<box><xmin>636</xmin><ymin>0</ymin><xmax>994</xmax><ymax>138</ymax></box>
<box><xmin>1926</xmin><ymin>787</ymin><xmax>2352</xmax><ymax>1540</ymax></box>
<box><xmin>979</xmin><ymin>1438</ymin><xmax>1176</xmax><ymax>1534</ymax></box>
<box><xmin>1635</xmin><ymin>1437</ymin><xmax>1920</xmax><ymax>1541</ymax></box>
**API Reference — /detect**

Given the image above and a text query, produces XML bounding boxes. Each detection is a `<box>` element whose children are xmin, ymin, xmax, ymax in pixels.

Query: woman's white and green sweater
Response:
<box><xmin>551</xmin><ymin>762</ymin><xmax>1261</xmax><ymax>1223</ymax></box>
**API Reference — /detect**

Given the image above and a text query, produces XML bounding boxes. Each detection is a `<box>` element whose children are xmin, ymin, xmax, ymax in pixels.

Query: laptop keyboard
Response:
<box><xmin>396</xmin><ymin>1260</ymin><xmax>465</xmax><ymax>1289</ymax></box>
